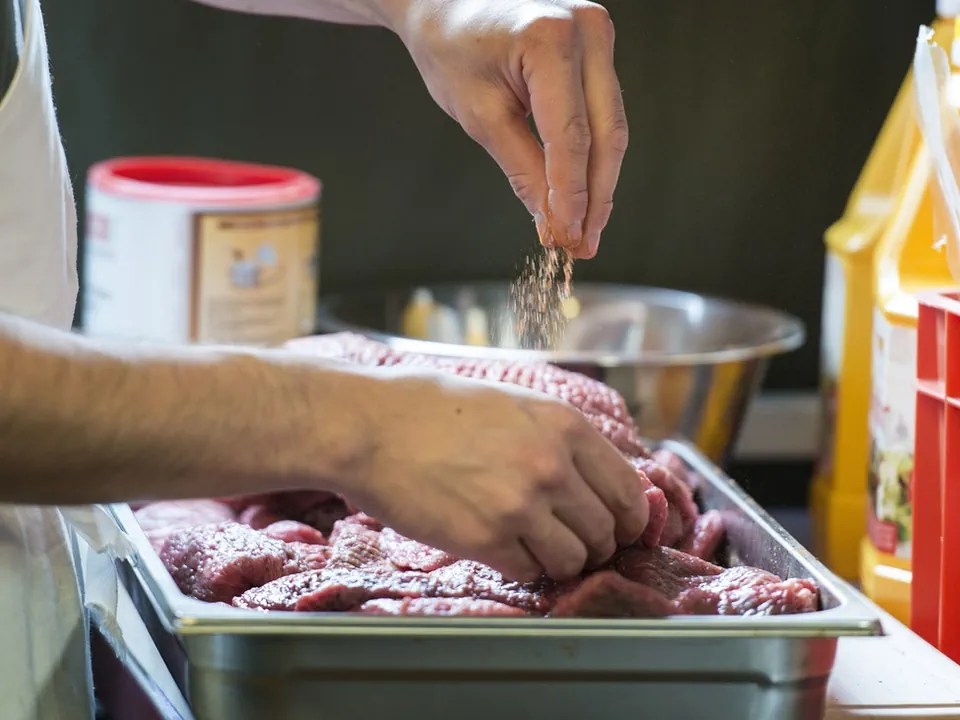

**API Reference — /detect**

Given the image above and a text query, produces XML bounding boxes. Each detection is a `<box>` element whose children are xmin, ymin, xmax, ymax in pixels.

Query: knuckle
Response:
<box><xmin>609</xmin><ymin>486</ymin><xmax>635</xmax><ymax>515</ymax></box>
<box><xmin>469</xmin><ymin>98</ymin><xmax>508</xmax><ymax>128</ymax></box>
<box><xmin>578</xmin><ymin>4</ymin><xmax>615</xmax><ymax>43</ymax></box>
<box><xmin>589</xmin><ymin>199</ymin><xmax>614</xmax><ymax>226</ymax></box>
<box><xmin>500</xmin><ymin>493</ymin><xmax>535</xmax><ymax>528</ymax></box>
<box><xmin>529</xmin><ymin>455</ymin><xmax>567</xmax><ymax>490</ymax></box>
<box><xmin>524</xmin><ymin>15</ymin><xmax>578</xmax><ymax>52</ymax></box>
<box><xmin>460</xmin><ymin>116</ymin><xmax>490</xmax><ymax>145</ymax></box>
<box><xmin>593</xmin><ymin>512</ymin><xmax>616</xmax><ymax>542</ymax></box>
<box><xmin>507</xmin><ymin>171</ymin><xmax>542</xmax><ymax>207</ymax></box>
<box><xmin>563</xmin><ymin>115</ymin><xmax>593</xmax><ymax>155</ymax></box>
<box><xmin>592</xmin><ymin>512</ymin><xmax>616</xmax><ymax>542</ymax></box>
<box><xmin>549</xmin><ymin>403</ymin><xmax>586</xmax><ymax>438</ymax></box>
<box><xmin>607</xmin><ymin>114</ymin><xmax>630</xmax><ymax>153</ymax></box>
<box><xmin>559</xmin><ymin>545</ymin><xmax>588</xmax><ymax>578</ymax></box>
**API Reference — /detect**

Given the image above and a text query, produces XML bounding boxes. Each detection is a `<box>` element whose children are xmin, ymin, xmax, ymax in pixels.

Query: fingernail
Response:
<box><xmin>585</xmin><ymin>232</ymin><xmax>601</xmax><ymax>258</ymax></box>
<box><xmin>565</xmin><ymin>222</ymin><xmax>583</xmax><ymax>249</ymax></box>
<box><xmin>535</xmin><ymin>212</ymin><xmax>556</xmax><ymax>248</ymax></box>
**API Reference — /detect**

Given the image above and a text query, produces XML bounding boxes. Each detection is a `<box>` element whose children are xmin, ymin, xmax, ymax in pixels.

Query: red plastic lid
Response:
<box><xmin>88</xmin><ymin>156</ymin><xmax>321</xmax><ymax>207</ymax></box>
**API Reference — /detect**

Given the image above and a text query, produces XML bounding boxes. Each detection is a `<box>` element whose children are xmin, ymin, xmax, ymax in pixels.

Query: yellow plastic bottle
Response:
<box><xmin>859</xmin><ymin>133</ymin><xmax>960</xmax><ymax>622</ymax></box>
<box><xmin>401</xmin><ymin>288</ymin><xmax>435</xmax><ymax>339</ymax></box>
<box><xmin>811</xmin><ymin>9</ymin><xmax>955</xmax><ymax>582</ymax></box>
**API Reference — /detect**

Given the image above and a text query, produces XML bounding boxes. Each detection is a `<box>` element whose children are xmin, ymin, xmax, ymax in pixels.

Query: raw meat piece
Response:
<box><xmin>326</xmin><ymin>518</ymin><xmax>387</xmax><ymax>568</ymax></box>
<box><xmin>234</xmin><ymin>568</ymin><xmax>434</xmax><ymax>611</ymax></box>
<box><xmin>284</xmin><ymin>333</ymin><xmax>650</xmax><ymax>457</ymax></box>
<box><xmin>285</xmin><ymin>542</ymin><xmax>330</xmax><ymax>571</ymax></box>
<box><xmin>631</xmin><ymin>457</ymin><xmax>699</xmax><ymax>548</ymax></box>
<box><xmin>550</xmin><ymin>571</ymin><xmax>675</xmax><ymax>618</ymax></box>
<box><xmin>378</xmin><ymin>527</ymin><xmax>457</xmax><ymax>572</ymax></box>
<box><xmin>615</xmin><ymin>546</ymin><xmax>818</xmax><ymax>616</ymax></box>
<box><xmin>651</xmin><ymin>449</ymin><xmax>688</xmax><ymax>485</ymax></box>
<box><xmin>360</xmin><ymin>598</ymin><xmax>528</xmax><ymax>617</ymax></box>
<box><xmin>305</xmin><ymin>519</ymin><xmax>454</xmax><ymax>572</ymax></box>
<box><xmin>651</xmin><ymin>449</ymin><xmax>705</xmax><ymax>496</ymax></box>
<box><xmin>329</xmin><ymin>513</ymin><xmax>384</xmax><ymax>536</ymax></box>
<box><xmin>238</xmin><ymin>504</ymin><xmax>284</xmax><ymax>530</ymax></box>
<box><xmin>616</xmin><ymin>546</ymin><xmax>729</xmax><ymax>596</ymax></box>
<box><xmin>676</xmin><ymin>510</ymin><xmax>725</xmax><ymax>561</ymax></box>
<box><xmin>135</xmin><ymin>500</ymin><xmax>235</xmax><ymax>552</ymax></box>
<box><xmin>428</xmin><ymin>560</ymin><xmax>553</xmax><ymax>612</ymax></box>
<box><xmin>262</xmin><ymin>520</ymin><xmax>328</xmax><ymax>546</ymax></box>
<box><xmin>681</xmin><ymin>567</ymin><xmax>819</xmax><ymax>616</ymax></box>
<box><xmin>234</xmin><ymin>559</ymin><xmax>554</xmax><ymax>613</ymax></box>
<box><xmin>159</xmin><ymin>522</ymin><xmax>319</xmax><ymax>603</ymax></box>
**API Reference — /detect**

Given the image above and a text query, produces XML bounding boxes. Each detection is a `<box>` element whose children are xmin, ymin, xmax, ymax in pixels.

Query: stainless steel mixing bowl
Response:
<box><xmin>314</xmin><ymin>282</ymin><xmax>805</xmax><ymax>464</ymax></box>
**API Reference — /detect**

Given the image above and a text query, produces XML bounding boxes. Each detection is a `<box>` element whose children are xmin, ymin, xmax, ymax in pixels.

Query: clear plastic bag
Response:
<box><xmin>914</xmin><ymin>24</ymin><xmax>960</xmax><ymax>283</ymax></box>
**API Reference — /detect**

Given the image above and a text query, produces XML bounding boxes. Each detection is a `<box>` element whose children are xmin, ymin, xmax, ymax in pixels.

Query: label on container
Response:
<box><xmin>866</xmin><ymin>310</ymin><xmax>916</xmax><ymax>558</ymax></box>
<box><xmin>816</xmin><ymin>252</ymin><xmax>846</xmax><ymax>478</ymax></box>
<box><xmin>191</xmin><ymin>207</ymin><xmax>318</xmax><ymax>345</ymax></box>
<box><xmin>297</xmin><ymin>210</ymin><xmax>321</xmax><ymax>335</ymax></box>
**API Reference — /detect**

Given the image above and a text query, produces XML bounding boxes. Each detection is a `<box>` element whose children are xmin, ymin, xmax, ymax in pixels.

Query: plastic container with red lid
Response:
<box><xmin>82</xmin><ymin>156</ymin><xmax>322</xmax><ymax>347</ymax></box>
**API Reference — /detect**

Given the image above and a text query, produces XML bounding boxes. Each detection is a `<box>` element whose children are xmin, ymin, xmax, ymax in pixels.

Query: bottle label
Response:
<box><xmin>867</xmin><ymin>310</ymin><xmax>916</xmax><ymax>558</ymax></box>
<box><xmin>191</xmin><ymin>207</ymin><xmax>319</xmax><ymax>346</ymax></box>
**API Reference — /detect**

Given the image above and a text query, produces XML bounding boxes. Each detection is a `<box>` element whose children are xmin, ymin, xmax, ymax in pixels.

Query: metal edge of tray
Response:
<box><xmin>108</xmin><ymin>439</ymin><xmax>882</xmax><ymax>640</ymax></box>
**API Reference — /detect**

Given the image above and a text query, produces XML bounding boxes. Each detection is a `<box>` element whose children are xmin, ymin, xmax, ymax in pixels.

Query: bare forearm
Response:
<box><xmin>190</xmin><ymin>0</ymin><xmax>410</xmax><ymax>29</ymax></box>
<box><xmin>0</xmin><ymin>314</ymin><xmax>373</xmax><ymax>505</ymax></box>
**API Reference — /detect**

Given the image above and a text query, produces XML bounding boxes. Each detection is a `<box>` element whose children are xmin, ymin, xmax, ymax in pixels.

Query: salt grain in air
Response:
<box><xmin>511</xmin><ymin>244</ymin><xmax>574</xmax><ymax>351</ymax></box>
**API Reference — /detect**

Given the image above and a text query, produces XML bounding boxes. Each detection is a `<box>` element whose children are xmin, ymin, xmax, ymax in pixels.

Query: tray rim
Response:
<box><xmin>109</xmin><ymin>439</ymin><xmax>884</xmax><ymax>639</ymax></box>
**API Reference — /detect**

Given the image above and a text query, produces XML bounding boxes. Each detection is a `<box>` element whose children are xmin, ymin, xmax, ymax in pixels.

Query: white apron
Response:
<box><xmin>0</xmin><ymin>0</ymin><xmax>94</xmax><ymax>717</ymax></box>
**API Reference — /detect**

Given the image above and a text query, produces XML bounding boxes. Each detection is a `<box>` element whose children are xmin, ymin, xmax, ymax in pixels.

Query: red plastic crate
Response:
<box><xmin>912</xmin><ymin>291</ymin><xmax>960</xmax><ymax>662</ymax></box>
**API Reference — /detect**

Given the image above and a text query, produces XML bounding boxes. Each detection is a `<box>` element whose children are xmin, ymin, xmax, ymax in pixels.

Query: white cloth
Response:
<box><xmin>0</xmin><ymin>0</ymin><xmax>94</xmax><ymax>717</ymax></box>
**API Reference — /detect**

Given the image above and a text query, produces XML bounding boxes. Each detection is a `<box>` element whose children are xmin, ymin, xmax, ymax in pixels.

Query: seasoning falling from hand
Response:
<box><xmin>511</xmin><ymin>242</ymin><xmax>574</xmax><ymax>351</ymax></box>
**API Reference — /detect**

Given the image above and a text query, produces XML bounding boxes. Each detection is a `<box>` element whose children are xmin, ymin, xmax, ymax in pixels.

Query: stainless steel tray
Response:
<box><xmin>109</xmin><ymin>439</ymin><xmax>882</xmax><ymax>720</ymax></box>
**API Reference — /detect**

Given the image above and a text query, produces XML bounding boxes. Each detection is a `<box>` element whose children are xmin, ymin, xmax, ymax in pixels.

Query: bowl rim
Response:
<box><xmin>314</xmin><ymin>281</ymin><xmax>806</xmax><ymax>368</ymax></box>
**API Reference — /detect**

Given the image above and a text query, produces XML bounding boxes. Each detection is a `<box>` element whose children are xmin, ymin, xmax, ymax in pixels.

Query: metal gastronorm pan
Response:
<box><xmin>109</xmin><ymin>439</ymin><xmax>883</xmax><ymax>720</ymax></box>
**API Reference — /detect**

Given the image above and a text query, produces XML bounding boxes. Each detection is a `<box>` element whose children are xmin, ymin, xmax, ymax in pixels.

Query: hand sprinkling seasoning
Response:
<box><xmin>511</xmin><ymin>244</ymin><xmax>574</xmax><ymax>351</ymax></box>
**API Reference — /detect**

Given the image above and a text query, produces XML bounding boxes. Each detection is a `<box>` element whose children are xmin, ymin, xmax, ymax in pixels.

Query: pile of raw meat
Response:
<box><xmin>134</xmin><ymin>333</ymin><xmax>819</xmax><ymax>618</ymax></box>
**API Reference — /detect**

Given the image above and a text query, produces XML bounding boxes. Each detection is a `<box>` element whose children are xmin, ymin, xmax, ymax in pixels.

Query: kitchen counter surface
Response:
<box><xmin>771</xmin><ymin>508</ymin><xmax>960</xmax><ymax>718</ymax></box>
<box><xmin>826</xmin><ymin>595</ymin><xmax>960</xmax><ymax>719</ymax></box>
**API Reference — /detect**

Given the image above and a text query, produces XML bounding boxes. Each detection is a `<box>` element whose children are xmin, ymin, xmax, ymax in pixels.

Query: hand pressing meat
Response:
<box><xmin>331</xmin><ymin>367</ymin><xmax>649</xmax><ymax>583</ymax></box>
<box><xmin>0</xmin><ymin>302</ymin><xmax>648</xmax><ymax>587</ymax></box>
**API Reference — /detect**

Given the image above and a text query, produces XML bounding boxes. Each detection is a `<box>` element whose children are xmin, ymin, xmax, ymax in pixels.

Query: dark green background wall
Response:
<box><xmin>42</xmin><ymin>0</ymin><xmax>933</xmax><ymax>389</ymax></box>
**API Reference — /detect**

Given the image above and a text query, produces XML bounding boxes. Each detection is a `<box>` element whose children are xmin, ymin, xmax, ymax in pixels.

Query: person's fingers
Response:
<box><xmin>460</xmin><ymin>104</ymin><xmax>551</xmax><ymax>238</ymax></box>
<box><xmin>572</xmin><ymin>431</ymin><xmax>649</xmax><ymax>547</ymax></box>
<box><xmin>483</xmin><ymin>540</ymin><xmax>544</xmax><ymax>583</ymax></box>
<box><xmin>550</xmin><ymin>472</ymin><xmax>618</xmax><ymax>567</ymax></box>
<box><xmin>524</xmin><ymin>22</ymin><xmax>592</xmax><ymax>256</ymax></box>
<box><xmin>578</xmin><ymin>6</ymin><xmax>628</xmax><ymax>258</ymax></box>
<box><xmin>521</xmin><ymin>512</ymin><xmax>589</xmax><ymax>581</ymax></box>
